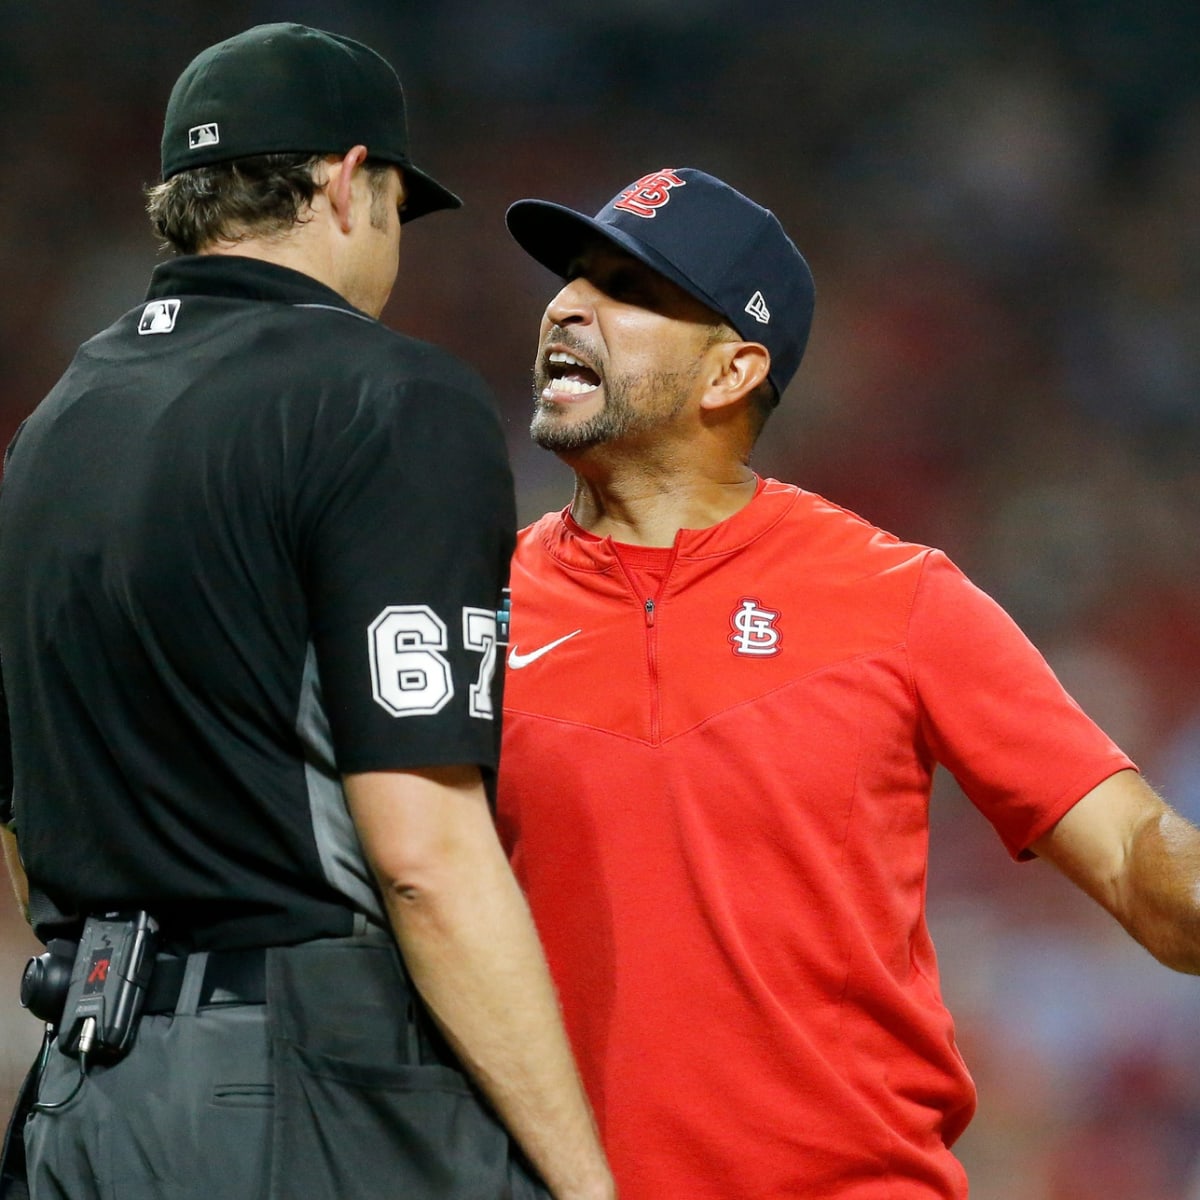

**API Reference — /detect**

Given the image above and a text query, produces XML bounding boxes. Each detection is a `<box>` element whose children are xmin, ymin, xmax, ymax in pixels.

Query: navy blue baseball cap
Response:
<box><xmin>506</xmin><ymin>168</ymin><xmax>815</xmax><ymax>398</ymax></box>
<box><xmin>161</xmin><ymin>23</ymin><xmax>461</xmax><ymax>223</ymax></box>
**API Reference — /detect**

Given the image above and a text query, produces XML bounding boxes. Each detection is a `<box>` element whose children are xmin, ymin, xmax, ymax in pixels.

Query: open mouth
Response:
<box><xmin>544</xmin><ymin>350</ymin><xmax>602</xmax><ymax>395</ymax></box>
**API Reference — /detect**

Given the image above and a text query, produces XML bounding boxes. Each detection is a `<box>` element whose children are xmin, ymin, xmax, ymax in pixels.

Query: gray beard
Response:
<box><xmin>531</xmin><ymin>392</ymin><xmax>638</xmax><ymax>452</ymax></box>
<box><xmin>530</xmin><ymin>367</ymin><xmax>696</xmax><ymax>453</ymax></box>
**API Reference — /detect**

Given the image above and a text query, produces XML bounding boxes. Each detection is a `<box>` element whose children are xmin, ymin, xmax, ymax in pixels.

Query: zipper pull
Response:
<box><xmin>644</xmin><ymin>598</ymin><xmax>655</xmax><ymax>626</ymax></box>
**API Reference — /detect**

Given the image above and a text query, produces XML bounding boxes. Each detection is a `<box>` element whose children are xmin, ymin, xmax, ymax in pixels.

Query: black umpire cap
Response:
<box><xmin>160</xmin><ymin>23</ymin><xmax>461</xmax><ymax>223</ymax></box>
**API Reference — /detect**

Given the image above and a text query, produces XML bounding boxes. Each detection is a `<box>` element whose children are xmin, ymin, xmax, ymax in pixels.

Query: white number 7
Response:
<box><xmin>462</xmin><ymin>608</ymin><xmax>499</xmax><ymax>719</ymax></box>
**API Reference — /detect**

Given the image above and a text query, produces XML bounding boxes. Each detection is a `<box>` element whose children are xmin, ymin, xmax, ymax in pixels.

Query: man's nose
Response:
<box><xmin>544</xmin><ymin>277</ymin><xmax>597</xmax><ymax>327</ymax></box>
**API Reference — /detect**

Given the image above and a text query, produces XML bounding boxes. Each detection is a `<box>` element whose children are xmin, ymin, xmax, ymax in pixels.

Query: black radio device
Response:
<box><xmin>55</xmin><ymin>911</ymin><xmax>159</xmax><ymax>1063</ymax></box>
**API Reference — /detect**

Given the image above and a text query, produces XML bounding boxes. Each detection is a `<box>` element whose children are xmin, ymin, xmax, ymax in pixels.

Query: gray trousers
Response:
<box><xmin>22</xmin><ymin>938</ymin><xmax>549</xmax><ymax>1200</ymax></box>
<box><xmin>25</xmin><ymin>952</ymin><xmax>271</xmax><ymax>1200</ymax></box>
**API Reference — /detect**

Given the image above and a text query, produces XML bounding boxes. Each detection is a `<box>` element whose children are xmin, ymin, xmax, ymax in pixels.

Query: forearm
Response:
<box><xmin>388</xmin><ymin>839</ymin><xmax>610</xmax><ymax>1198</ymax></box>
<box><xmin>1</xmin><ymin>823</ymin><xmax>29</xmax><ymax>921</ymax></box>
<box><xmin>345</xmin><ymin>768</ymin><xmax>613</xmax><ymax>1200</ymax></box>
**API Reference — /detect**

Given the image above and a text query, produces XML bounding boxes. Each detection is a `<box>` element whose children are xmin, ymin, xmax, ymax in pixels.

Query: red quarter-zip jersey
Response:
<box><xmin>496</xmin><ymin>477</ymin><xmax>1132</xmax><ymax>1199</ymax></box>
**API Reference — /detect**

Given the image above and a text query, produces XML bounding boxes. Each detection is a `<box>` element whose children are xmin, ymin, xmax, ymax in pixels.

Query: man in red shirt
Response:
<box><xmin>495</xmin><ymin>167</ymin><xmax>1200</xmax><ymax>1198</ymax></box>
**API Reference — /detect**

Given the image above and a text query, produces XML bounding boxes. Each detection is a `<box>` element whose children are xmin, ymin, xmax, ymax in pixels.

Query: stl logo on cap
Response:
<box><xmin>612</xmin><ymin>169</ymin><xmax>686</xmax><ymax>218</ymax></box>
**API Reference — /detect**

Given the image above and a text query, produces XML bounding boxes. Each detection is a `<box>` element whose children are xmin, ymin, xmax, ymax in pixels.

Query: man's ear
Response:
<box><xmin>700</xmin><ymin>340</ymin><xmax>771</xmax><ymax>412</ymax></box>
<box><xmin>325</xmin><ymin>144</ymin><xmax>370</xmax><ymax>234</ymax></box>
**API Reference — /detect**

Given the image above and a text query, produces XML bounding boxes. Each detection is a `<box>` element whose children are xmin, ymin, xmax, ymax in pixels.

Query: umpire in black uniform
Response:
<box><xmin>0</xmin><ymin>23</ymin><xmax>612</xmax><ymax>1200</ymax></box>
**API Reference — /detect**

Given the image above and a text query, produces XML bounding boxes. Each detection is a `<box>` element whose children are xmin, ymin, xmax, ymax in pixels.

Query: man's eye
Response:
<box><xmin>605</xmin><ymin>271</ymin><xmax>647</xmax><ymax>302</ymax></box>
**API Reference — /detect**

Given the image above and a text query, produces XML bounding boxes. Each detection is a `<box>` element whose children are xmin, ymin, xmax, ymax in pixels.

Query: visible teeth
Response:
<box><xmin>548</xmin><ymin>351</ymin><xmax>587</xmax><ymax>367</ymax></box>
<box><xmin>548</xmin><ymin>377</ymin><xmax>596</xmax><ymax>394</ymax></box>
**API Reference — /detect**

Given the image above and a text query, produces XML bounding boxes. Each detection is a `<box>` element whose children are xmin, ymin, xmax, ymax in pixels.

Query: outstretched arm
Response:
<box><xmin>344</xmin><ymin>764</ymin><xmax>614</xmax><ymax>1200</ymax></box>
<box><xmin>1030</xmin><ymin>768</ymin><xmax>1200</xmax><ymax>973</ymax></box>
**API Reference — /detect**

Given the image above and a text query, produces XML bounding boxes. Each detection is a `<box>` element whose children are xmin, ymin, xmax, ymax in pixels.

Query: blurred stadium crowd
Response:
<box><xmin>2</xmin><ymin>2</ymin><xmax>1200</xmax><ymax>1195</ymax></box>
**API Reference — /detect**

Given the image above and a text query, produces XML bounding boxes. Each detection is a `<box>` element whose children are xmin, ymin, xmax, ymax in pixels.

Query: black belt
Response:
<box><xmin>143</xmin><ymin>944</ymin><xmax>457</xmax><ymax>1066</ymax></box>
<box><xmin>142</xmin><ymin>947</ymin><xmax>267</xmax><ymax>1014</ymax></box>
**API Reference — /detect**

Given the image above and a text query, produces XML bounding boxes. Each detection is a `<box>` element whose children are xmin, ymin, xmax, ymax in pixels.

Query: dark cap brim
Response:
<box><xmin>399</xmin><ymin>163</ymin><xmax>462</xmax><ymax>223</ymax></box>
<box><xmin>505</xmin><ymin>199</ymin><xmax>726</xmax><ymax>321</ymax></box>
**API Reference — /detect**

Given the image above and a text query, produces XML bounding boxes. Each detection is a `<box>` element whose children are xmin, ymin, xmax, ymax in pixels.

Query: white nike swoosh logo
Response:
<box><xmin>507</xmin><ymin>629</ymin><xmax>582</xmax><ymax>669</ymax></box>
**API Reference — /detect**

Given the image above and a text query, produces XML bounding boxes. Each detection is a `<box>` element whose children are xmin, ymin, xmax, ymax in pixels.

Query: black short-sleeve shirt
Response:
<box><xmin>0</xmin><ymin>256</ymin><xmax>516</xmax><ymax>950</ymax></box>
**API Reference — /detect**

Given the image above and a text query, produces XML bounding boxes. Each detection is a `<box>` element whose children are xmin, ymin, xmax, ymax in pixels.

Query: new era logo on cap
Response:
<box><xmin>745</xmin><ymin>291</ymin><xmax>770</xmax><ymax>324</ymax></box>
<box><xmin>188</xmin><ymin>123</ymin><xmax>220</xmax><ymax>149</ymax></box>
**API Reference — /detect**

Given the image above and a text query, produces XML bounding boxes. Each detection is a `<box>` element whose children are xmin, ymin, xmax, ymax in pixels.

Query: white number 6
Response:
<box><xmin>368</xmin><ymin>606</ymin><xmax>453</xmax><ymax>716</ymax></box>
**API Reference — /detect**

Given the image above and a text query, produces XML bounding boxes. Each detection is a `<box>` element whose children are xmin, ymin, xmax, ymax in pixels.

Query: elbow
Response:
<box><xmin>1124</xmin><ymin>911</ymin><xmax>1200</xmax><ymax>977</ymax></box>
<box><xmin>1139</xmin><ymin>938</ymin><xmax>1200</xmax><ymax>977</ymax></box>
<box><xmin>1117</xmin><ymin>807</ymin><xmax>1200</xmax><ymax>975</ymax></box>
<box><xmin>372</xmin><ymin>860</ymin><xmax>461</xmax><ymax>943</ymax></box>
<box><xmin>372</xmin><ymin>849</ymin><xmax>455</xmax><ymax>912</ymax></box>
<box><xmin>368</xmin><ymin>833</ymin><xmax>487</xmax><ymax>933</ymax></box>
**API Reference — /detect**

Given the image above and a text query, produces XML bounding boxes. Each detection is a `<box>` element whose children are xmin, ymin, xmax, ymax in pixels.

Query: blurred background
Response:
<box><xmin>3</xmin><ymin>1</ymin><xmax>1200</xmax><ymax>1195</ymax></box>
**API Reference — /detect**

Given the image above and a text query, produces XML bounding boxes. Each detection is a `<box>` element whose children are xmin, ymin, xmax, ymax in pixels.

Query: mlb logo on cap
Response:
<box><xmin>187</xmin><ymin>123</ymin><xmax>220</xmax><ymax>150</ymax></box>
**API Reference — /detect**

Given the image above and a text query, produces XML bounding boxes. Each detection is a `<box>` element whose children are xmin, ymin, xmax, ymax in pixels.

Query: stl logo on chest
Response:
<box><xmin>729</xmin><ymin>598</ymin><xmax>781</xmax><ymax>657</ymax></box>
